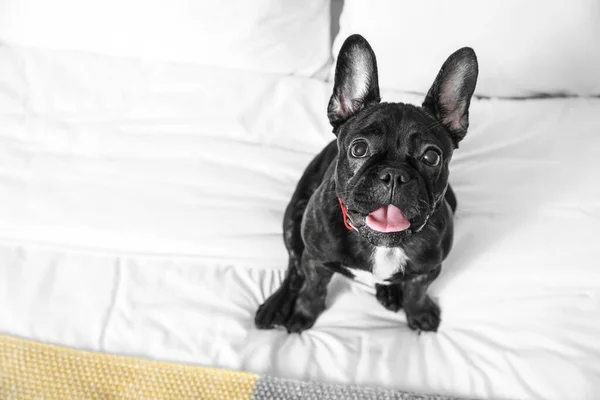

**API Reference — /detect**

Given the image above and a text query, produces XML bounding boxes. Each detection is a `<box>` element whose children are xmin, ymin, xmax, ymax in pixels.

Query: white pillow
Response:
<box><xmin>333</xmin><ymin>0</ymin><xmax>600</xmax><ymax>97</ymax></box>
<box><xmin>0</xmin><ymin>0</ymin><xmax>331</xmax><ymax>76</ymax></box>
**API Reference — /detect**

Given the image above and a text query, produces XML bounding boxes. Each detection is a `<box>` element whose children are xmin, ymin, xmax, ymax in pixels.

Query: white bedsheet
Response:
<box><xmin>1</xmin><ymin>44</ymin><xmax>600</xmax><ymax>400</ymax></box>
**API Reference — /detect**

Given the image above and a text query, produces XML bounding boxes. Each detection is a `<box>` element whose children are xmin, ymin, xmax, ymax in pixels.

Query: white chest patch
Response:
<box><xmin>371</xmin><ymin>247</ymin><xmax>409</xmax><ymax>281</ymax></box>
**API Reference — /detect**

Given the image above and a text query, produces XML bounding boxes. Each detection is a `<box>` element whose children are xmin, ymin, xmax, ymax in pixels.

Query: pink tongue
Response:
<box><xmin>365</xmin><ymin>205</ymin><xmax>410</xmax><ymax>233</ymax></box>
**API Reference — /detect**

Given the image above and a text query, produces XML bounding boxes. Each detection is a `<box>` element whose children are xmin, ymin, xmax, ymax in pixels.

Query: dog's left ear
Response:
<box><xmin>328</xmin><ymin>34</ymin><xmax>380</xmax><ymax>133</ymax></box>
<box><xmin>422</xmin><ymin>48</ymin><xmax>478</xmax><ymax>147</ymax></box>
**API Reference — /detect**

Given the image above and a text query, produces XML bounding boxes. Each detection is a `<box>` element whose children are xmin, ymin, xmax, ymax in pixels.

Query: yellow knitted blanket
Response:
<box><xmin>0</xmin><ymin>334</ymin><xmax>257</xmax><ymax>400</ymax></box>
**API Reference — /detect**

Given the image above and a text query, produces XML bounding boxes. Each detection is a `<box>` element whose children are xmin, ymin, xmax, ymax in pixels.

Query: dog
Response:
<box><xmin>255</xmin><ymin>34</ymin><xmax>478</xmax><ymax>333</ymax></box>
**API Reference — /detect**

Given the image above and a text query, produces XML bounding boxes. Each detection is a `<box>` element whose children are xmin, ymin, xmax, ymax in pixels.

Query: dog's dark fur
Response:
<box><xmin>255</xmin><ymin>35</ymin><xmax>478</xmax><ymax>333</ymax></box>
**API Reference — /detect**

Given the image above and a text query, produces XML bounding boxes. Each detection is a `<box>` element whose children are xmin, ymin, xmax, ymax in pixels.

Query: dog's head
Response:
<box><xmin>329</xmin><ymin>35</ymin><xmax>478</xmax><ymax>247</ymax></box>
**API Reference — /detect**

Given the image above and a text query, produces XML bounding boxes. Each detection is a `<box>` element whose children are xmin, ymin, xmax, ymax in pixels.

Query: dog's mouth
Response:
<box><xmin>364</xmin><ymin>205</ymin><xmax>411</xmax><ymax>233</ymax></box>
<box><xmin>346</xmin><ymin>204</ymin><xmax>412</xmax><ymax>233</ymax></box>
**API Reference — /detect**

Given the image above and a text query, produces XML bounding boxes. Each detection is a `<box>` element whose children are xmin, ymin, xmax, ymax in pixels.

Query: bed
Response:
<box><xmin>1</xmin><ymin>1</ymin><xmax>599</xmax><ymax>399</ymax></box>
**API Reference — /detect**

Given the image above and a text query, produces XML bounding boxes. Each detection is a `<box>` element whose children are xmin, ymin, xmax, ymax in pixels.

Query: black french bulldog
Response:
<box><xmin>255</xmin><ymin>34</ymin><xmax>478</xmax><ymax>333</ymax></box>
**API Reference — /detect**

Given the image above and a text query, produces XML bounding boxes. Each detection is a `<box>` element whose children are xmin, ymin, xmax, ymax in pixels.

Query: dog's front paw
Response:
<box><xmin>375</xmin><ymin>284</ymin><xmax>403</xmax><ymax>312</ymax></box>
<box><xmin>284</xmin><ymin>309</ymin><xmax>319</xmax><ymax>333</ymax></box>
<box><xmin>405</xmin><ymin>296</ymin><xmax>440</xmax><ymax>332</ymax></box>
<box><xmin>255</xmin><ymin>287</ymin><xmax>296</xmax><ymax>330</ymax></box>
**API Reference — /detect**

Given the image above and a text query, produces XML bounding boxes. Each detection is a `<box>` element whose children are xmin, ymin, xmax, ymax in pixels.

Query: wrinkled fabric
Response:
<box><xmin>1</xmin><ymin>45</ymin><xmax>600</xmax><ymax>400</ymax></box>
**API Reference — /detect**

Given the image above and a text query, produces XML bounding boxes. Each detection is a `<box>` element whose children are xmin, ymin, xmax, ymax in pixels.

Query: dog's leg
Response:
<box><xmin>283</xmin><ymin>254</ymin><xmax>333</xmax><ymax>333</ymax></box>
<box><xmin>255</xmin><ymin>141</ymin><xmax>337</xmax><ymax>331</ymax></box>
<box><xmin>375</xmin><ymin>283</ymin><xmax>403</xmax><ymax>312</ymax></box>
<box><xmin>255</xmin><ymin>254</ymin><xmax>333</xmax><ymax>332</ymax></box>
<box><xmin>254</xmin><ymin>261</ymin><xmax>303</xmax><ymax>330</ymax></box>
<box><xmin>403</xmin><ymin>266</ymin><xmax>441</xmax><ymax>332</ymax></box>
<box><xmin>254</xmin><ymin>199</ymin><xmax>307</xmax><ymax>330</ymax></box>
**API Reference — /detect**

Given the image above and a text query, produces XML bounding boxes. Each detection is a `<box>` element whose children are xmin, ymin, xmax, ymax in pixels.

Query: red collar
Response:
<box><xmin>338</xmin><ymin>197</ymin><xmax>355</xmax><ymax>231</ymax></box>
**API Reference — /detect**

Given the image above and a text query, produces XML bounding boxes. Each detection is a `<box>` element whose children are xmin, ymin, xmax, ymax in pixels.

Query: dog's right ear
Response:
<box><xmin>327</xmin><ymin>34</ymin><xmax>380</xmax><ymax>133</ymax></box>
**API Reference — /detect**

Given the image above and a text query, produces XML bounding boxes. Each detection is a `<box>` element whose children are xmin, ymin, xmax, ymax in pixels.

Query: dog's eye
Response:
<box><xmin>350</xmin><ymin>141</ymin><xmax>369</xmax><ymax>158</ymax></box>
<box><xmin>422</xmin><ymin>149</ymin><xmax>441</xmax><ymax>166</ymax></box>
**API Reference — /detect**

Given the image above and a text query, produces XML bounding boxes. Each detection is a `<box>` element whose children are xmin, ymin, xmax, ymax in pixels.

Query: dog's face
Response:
<box><xmin>335</xmin><ymin>103</ymin><xmax>455</xmax><ymax>246</ymax></box>
<box><xmin>328</xmin><ymin>35</ymin><xmax>478</xmax><ymax>247</ymax></box>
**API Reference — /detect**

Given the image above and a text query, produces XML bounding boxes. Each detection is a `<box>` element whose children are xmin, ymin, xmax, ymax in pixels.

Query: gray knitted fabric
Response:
<box><xmin>253</xmin><ymin>375</ymin><xmax>467</xmax><ymax>400</ymax></box>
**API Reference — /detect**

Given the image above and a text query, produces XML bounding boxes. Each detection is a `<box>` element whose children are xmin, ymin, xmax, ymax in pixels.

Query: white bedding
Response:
<box><xmin>1</xmin><ymin>44</ymin><xmax>600</xmax><ymax>399</ymax></box>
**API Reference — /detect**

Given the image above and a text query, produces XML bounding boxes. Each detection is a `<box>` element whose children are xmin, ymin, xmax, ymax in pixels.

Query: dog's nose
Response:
<box><xmin>379</xmin><ymin>168</ymin><xmax>411</xmax><ymax>186</ymax></box>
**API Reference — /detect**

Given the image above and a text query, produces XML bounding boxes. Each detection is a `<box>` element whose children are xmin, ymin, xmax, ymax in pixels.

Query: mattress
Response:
<box><xmin>1</xmin><ymin>44</ymin><xmax>599</xmax><ymax>399</ymax></box>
